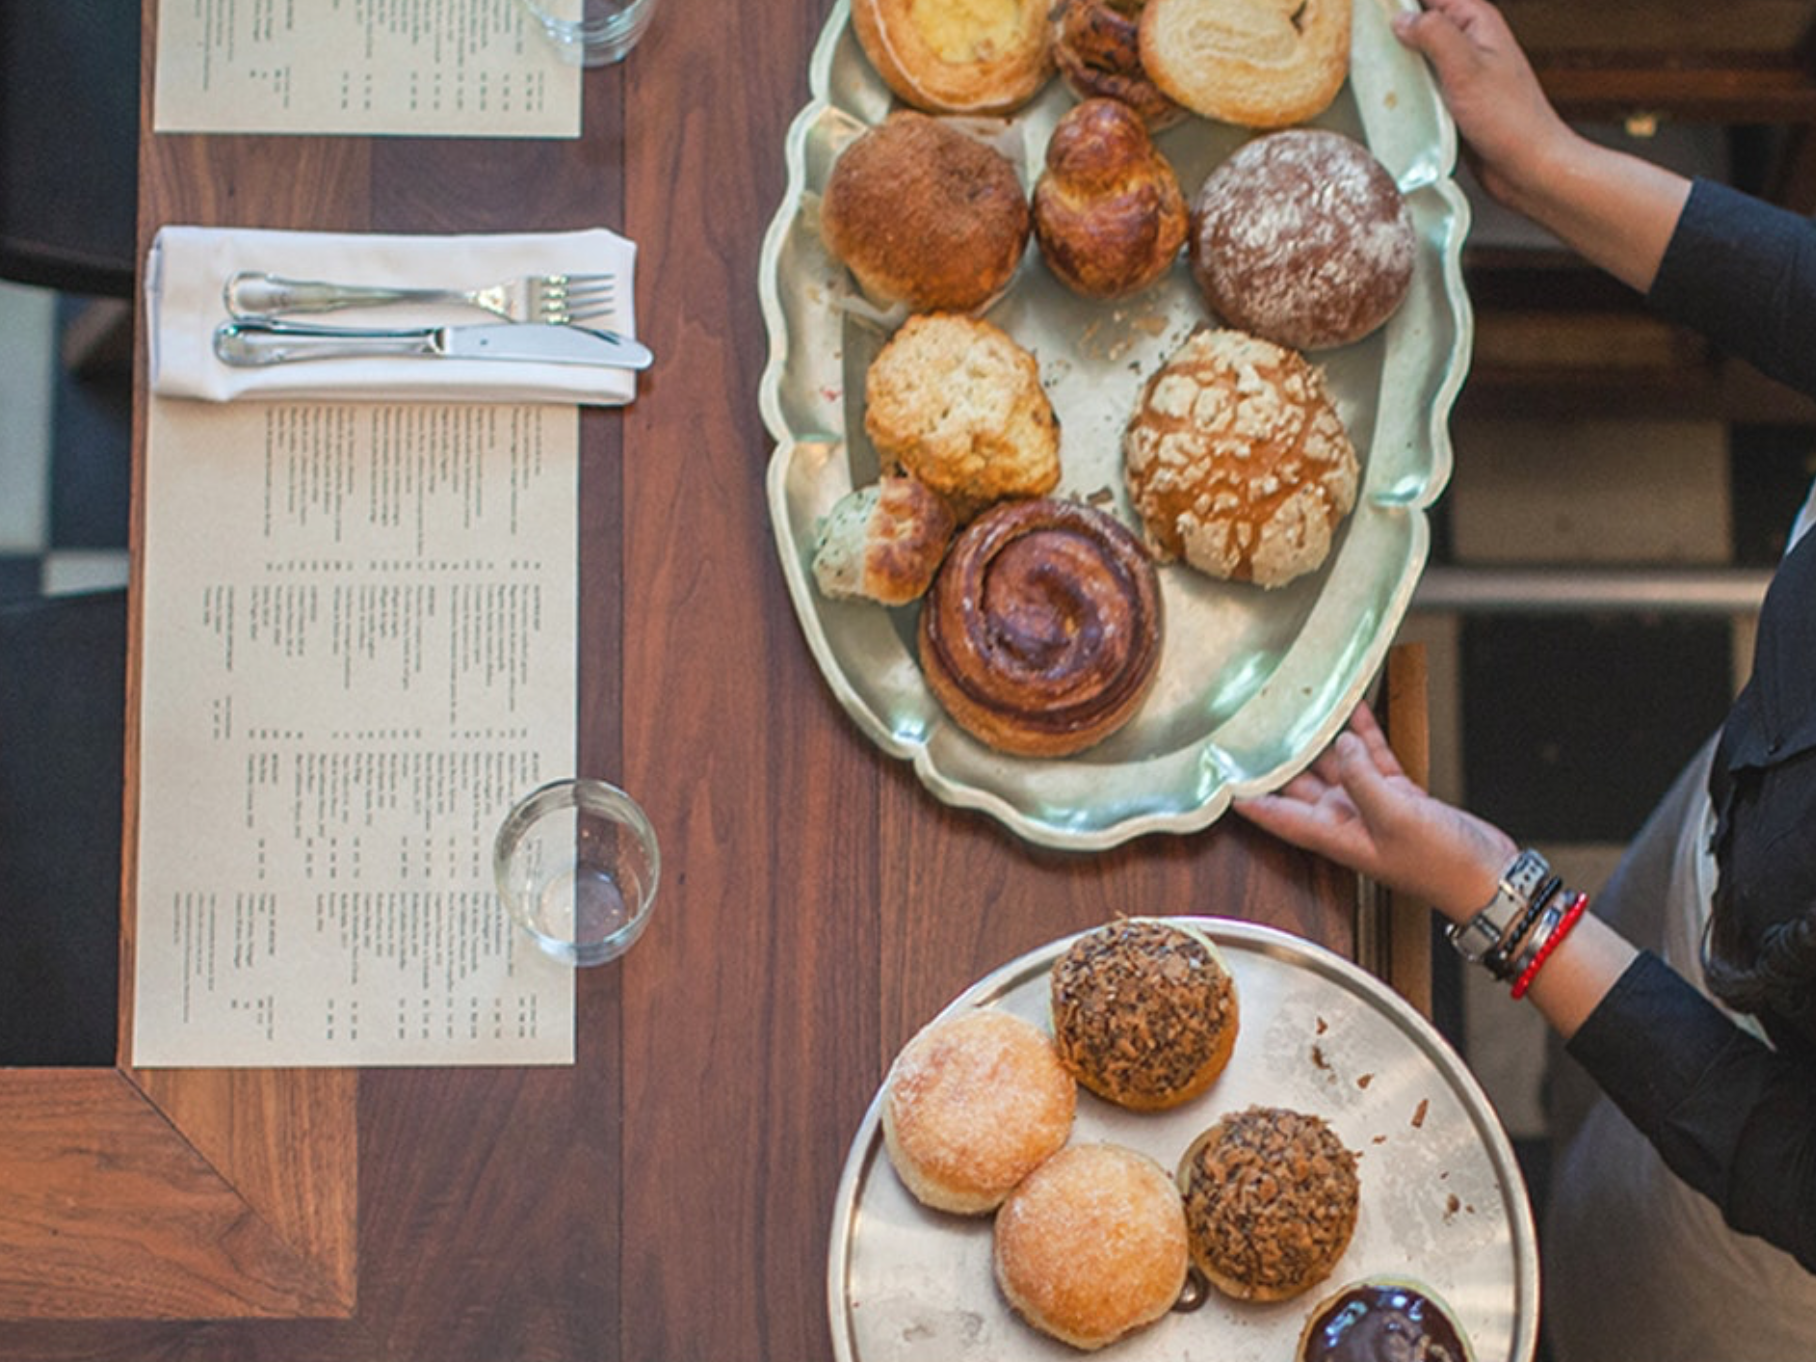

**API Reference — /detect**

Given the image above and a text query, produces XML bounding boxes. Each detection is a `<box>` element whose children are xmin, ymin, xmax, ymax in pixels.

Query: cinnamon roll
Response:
<box><xmin>917</xmin><ymin>498</ymin><xmax>1162</xmax><ymax>757</ymax></box>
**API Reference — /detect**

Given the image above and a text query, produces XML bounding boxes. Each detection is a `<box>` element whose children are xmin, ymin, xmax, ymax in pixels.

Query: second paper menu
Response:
<box><xmin>133</xmin><ymin>398</ymin><xmax>579</xmax><ymax>1067</ymax></box>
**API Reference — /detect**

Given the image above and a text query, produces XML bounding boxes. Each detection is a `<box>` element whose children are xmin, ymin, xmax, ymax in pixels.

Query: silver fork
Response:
<box><xmin>223</xmin><ymin>270</ymin><xmax>616</xmax><ymax>326</ymax></box>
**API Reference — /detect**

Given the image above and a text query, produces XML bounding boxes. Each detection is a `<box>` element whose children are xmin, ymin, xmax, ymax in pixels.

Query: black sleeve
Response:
<box><xmin>1566</xmin><ymin>951</ymin><xmax>1816</xmax><ymax>1270</ymax></box>
<box><xmin>1647</xmin><ymin>178</ymin><xmax>1816</xmax><ymax>402</ymax></box>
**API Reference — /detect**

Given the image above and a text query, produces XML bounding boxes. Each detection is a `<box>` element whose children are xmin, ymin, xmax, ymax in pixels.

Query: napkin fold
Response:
<box><xmin>148</xmin><ymin>225</ymin><xmax>641</xmax><ymax>406</ymax></box>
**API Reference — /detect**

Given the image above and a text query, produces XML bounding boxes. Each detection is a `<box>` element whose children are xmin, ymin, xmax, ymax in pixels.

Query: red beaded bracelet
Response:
<box><xmin>1510</xmin><ymin>892</ymin><xmax>1590</xmax><ymax>1000</ymax></box>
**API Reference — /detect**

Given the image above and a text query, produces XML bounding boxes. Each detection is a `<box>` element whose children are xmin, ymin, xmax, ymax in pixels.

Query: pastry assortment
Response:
<box><xmin>873</xmin><ymin>919</ymin><xmax>1472</xmax><ymax>1354</ymax></box>
<box><xmin>807</xmin><ymin>0</ymin><xmax>1418</xmax><ymax>758</ymax></box>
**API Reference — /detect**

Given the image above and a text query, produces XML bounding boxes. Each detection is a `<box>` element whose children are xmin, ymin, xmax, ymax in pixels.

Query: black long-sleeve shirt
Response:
<box><xmin>1564</xmin><ymin>178</ymin><xmax>1816</xmax><ymax>1270</ymax></box>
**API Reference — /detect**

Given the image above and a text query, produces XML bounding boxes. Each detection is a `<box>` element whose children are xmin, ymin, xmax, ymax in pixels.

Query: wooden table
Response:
<box><xmin>0</xmin><ymin>3</ymin><xmax>1410</xmax><ymax>1355</ymax></box>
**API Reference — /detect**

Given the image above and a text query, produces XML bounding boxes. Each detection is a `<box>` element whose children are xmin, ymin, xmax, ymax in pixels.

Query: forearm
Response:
<box><xmin>1493</xmin><ymin>132</ymin><xmax>1692</xmax><ymax>296</ymax></box>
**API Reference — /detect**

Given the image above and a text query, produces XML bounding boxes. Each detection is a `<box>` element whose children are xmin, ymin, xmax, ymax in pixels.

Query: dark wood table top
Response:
<box><xmin>0</xmin><ymin>3</ymin><xmax>1391</xmax><ymax>1355</ymax></box>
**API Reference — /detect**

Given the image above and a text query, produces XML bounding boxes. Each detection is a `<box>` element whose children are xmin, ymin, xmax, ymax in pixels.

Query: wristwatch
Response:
<box><xmin>1446</xmin><ymin>849</ymin><xmax>1551</xmax><ymax>966</ymax></box>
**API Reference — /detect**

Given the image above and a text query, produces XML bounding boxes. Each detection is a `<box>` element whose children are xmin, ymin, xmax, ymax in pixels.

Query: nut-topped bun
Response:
<box><xmin>993</xmin><ymin>1143</ymin><xmax>1190</xmax><ymax>1350</ymax></box>
<box><xmin>1049</xmin><ymin>918</ymin><xmax>1239</xmax><ymax>1110</ymax></box>
<box><xmin>1123</xmin><ymin>328</ymin><xmax>1359</xmax><ymax>589</ymax></box>
<box><xmin>1177</xmin><ymin>1105</ymin><xmax>1360</xmax><ymax>1302</ymax></box>
<box><xmin>882</xmin><ymin>1009</ymin><xmax>1077</xmax><ymax>1214</ymax></box>
<box><xmin>822</xmin><ymin>111</ymin><xmax>1031</xmax><ymax>315</ymax></box>
<box><xmin>919</xmin><ymin>499</ymin><xmax>1163</xmax><ymax>758</ymax></box>
<box><xmin>852</xmin><ymin>0</ymin><xmax>1055</xmax><ymax>115</ymax></box>
<box><xmin>812</xmin><ymin>475</ymin><xmax>957</xmax><ymax>605</ymax></box>
<box><xmin>1139</xmin><ymin>0</ymin><xmax>1350</xmax><ymax>129</ymax></box>
<box><xmin>1298</xmin><ymin>1277</ymin><xmax>1476</xmax><ymax>1362</ymax></box>
<box><xmin>1190</xmin><ymin>129</ymin><xmax>1416</xmax><ymax>352</ymax></box>
<box><xmin>1033</xmin><ymin>97</ymin><xmax>1188</xmax><ymax>301</ymax></box>
<box><xmin>1049</xmin><ymin>0</ymin><xmax>1184</xmax><ymax>131</ymax></box>
<box><xmin>864</xmin><ymin>313</ymin><xmax>1060</xmax><ymax>522</ymax></box>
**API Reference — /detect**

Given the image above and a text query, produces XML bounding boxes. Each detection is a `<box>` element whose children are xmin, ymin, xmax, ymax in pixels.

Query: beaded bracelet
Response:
<box><xmin>1484</xmin><ymin>874</ymin><xmax>1562</xmax><ymax>981</ymax></box>
<box><xmin>1510</xmin><ymin>892</ymin><xmax>1590</xmax><ymax>1000</ymax></box>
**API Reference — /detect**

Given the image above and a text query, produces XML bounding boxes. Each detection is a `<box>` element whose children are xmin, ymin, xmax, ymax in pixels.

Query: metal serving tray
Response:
<box><xmin>827</xmin><ymin>918</ymin><xmax>1539</xmax><ymax>1362</ymax></box>
<box><xmin>758</xmin><ymin>0</ymin><xmax>1472</xmax><ymax>850</ymax></box>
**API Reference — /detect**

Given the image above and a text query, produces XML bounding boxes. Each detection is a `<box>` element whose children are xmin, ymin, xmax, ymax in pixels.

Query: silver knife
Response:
<box><xmin>213</xmin><ymin>320</ymin><xmax>654</xmax><ymax>370</ymax></box>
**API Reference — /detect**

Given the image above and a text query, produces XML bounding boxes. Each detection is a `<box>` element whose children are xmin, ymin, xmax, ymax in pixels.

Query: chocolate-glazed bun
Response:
<box><xmin>1189</xmin><ymin>129</ymin><xmax>1415</xmax><ymax>352</ymax></box>
<box><xmin>1050</xmin><ymin>918</ymin><xmax>1239</xmax><ymax>1110</ymax></box>
<box><xmin>1298</xmin><ymin>1277</ymin><xmax>1475</xmax><ymax>1362</ymax></box>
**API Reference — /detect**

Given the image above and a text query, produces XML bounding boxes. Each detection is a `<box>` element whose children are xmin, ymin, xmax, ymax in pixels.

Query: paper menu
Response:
<box><xmin>132</xmin><ymin>398</ymin><xmax>579</xmax><ymax>1067</ymax></box>
<box><xmin>153</xmin><ymin>0</ymin><xmax>581</xmax><ymax>138</ymax></box>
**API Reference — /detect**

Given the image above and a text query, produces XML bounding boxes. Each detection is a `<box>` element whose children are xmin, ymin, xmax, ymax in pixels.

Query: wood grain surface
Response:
<box><xmin>0</xmin><ymin>2</ymin><xmax>1369</xmax><ymax>1355</ymax></box>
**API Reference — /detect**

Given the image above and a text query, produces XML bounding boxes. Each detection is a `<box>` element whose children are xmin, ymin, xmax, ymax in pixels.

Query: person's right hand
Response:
<box><xmin>1233</xmin><ymin>703</ymin><xmax>1519</xmax><ymax>923</ymax></box>
<box><xmin>1392</xmin><ymin>0</ymin><xmax>1578</xmax><ymax>214</ymax></box>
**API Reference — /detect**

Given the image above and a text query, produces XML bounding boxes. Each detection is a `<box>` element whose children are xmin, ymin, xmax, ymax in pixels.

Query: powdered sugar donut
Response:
<box><xmin>1188</xmin><ymin>130</ymin><xmax>1415</xmax><ymax>352</ymax></box>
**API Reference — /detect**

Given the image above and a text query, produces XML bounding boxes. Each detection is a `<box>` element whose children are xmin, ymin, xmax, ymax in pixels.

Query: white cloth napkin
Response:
<box><xmin>148</xmin><ymin>225</ymin><xmax>641</xmax><ymax>406</ymax></box>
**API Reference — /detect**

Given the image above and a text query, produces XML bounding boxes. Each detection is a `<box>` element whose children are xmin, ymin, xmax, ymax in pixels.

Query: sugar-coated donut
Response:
<box><xmin>882</xmin><ymin>1009</ymin><xmax>1077</xmax><ymax>1214</ymax></box>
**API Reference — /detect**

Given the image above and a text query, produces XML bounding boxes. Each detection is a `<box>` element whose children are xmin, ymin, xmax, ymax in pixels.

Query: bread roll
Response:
<box><xmin>1033</xmin><ymin>97</ymin><xmax>1188</xmax><ymax>301</ymax></box>
<box><xmin>1177</xmin><ymin>1105</ymin><xmax>1360</xmax><ymax>1302</ymax></box>
<box><xmin>864</xmin><ymin>313</ymin><xmax>1060</xmax><ymax>522</ymax></box>
<box><xmin>1123</xmin><ymin>328</ymin><xmax>1359</xmax><ymax>589</ymax></box>
<box><xmin>918</xmin><ymin>499</ymin><xmax>1162</xmax><ymax>758</ymax></box>
<box><xmin>1049</xmin><ymin>918</ymin><xmax>1238</xmax><ymax>1110</ymax></box>
<box><xmin>851</xmin><ymin>0</ymin><xmax>1054</xmax><ymax>115</ymax></box>
<box><xmin>994</xmin><ymin>1143</ymin><xmax>1189</xmax><ymax>1350</ymax></box>
<box><xmin>1298</xmin><ymin>1277</ymin><xmax>1476</xmax><ymax>1362</ymax></box>
<box><xmin>821</xmin><ymin>111</ymin><xmax>1031</xmax><ymax>315</ymax></box>
<box><xmin>882</xmin><ymin>1009</ymin><xmax>1076</xmax><ymax>1214</ymax></box>
<box><xmin>1190</xmin><ymin>129</ymin><xmax>1415</xmax><ymax>351</ymax></box>
<box><xmin>1049</xmin><ymin>0</ymin><xmax>1184</xmax><ymax>131</ymax></box>
<box><xmin>812</xmin><ymin>475</ymin><xmax>957</xmax><ymax>605</ymax></box>
<box><xmin>1138</xmin><ymin>0</ymin><xmax>1350</xmax><ymax>129</ymax></box>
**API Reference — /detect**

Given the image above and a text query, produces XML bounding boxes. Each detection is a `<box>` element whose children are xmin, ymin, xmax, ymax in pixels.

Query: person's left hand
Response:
<box><xmin>1234</xmin><ymin>703</ymin><xmax>1517</xmax><ymax>921</ymax></box>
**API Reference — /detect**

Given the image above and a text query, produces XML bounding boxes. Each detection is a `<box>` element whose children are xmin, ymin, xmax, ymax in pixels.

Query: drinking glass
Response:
<box><xmin>494</xmin><ymin>778</ymin><xmax>660</xmax><ymax>966</ymax></box>
<box><xmin>517</xmin><ymin>0</ymin><xmax>660</xmax><ymax>67</ymax></box>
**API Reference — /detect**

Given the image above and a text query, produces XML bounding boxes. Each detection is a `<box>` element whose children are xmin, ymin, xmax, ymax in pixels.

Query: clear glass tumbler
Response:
<box><xmin>494</xmin><ymin>778</ymin><xmax>660</xmax><ymax>966</ymax></box>
<box><xmin>517</xmin><ymin>0</ymin><xmax>661</xmax><ymax>67</ymax></box>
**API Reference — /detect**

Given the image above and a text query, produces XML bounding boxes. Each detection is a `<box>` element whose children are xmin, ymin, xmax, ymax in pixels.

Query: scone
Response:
<box><xmin>812</xmin><ymin>476</ymin><xmax>957</xmax><ymax>605</ymax></box>
<box><xmin>864</xmin><ymin>313</ymin><xmax>1060</xmax><ymax>521</ymax></box>
<box><xmin>1176</xmin><ymin>1106</ymin><xmax>1360</xmax><ymax>1302</ymax></box>
<box><xmin>1190</xmin><ymin>129</ymin><xmax>1416</xmax><ymax>351</ymax></box>
<box><xmin>1033</xmin><ymin>97</ymin><xmax>1188</xmax><ymax>301</ymax></box>
<box><xmin>1139</xmin><ymin>0</ymin><xmax>1350</xmax><ymax>129</ymax></box>
<box><xmin>918</xmin><ymin>499</ymin><xmax>1162</xmax><ymax>758</ymax></box>
<box><xmin>994</xmin><ymin>1143</ymin><xmax>1189</xmax><ymax>1350</ymax></box>
<box><xmin>852</xmin><ymin>0</ymin><xmax>1055</xmax><ymax>115</ymax></box>
<box><xmin>882</xmin><ymin>1009</ymin><xmax>1077</xmax><ymax>1214</ymax></box>
<box><xmin>821</xmin><ymin>111</ymin><xmax>1031</xmax><ymax>315</ymax></box>
<box><xmin>1049</xmin><ymin>918</ymin><xmax>1238</xmax><ymax>1110</ymax></box>
<box><xmin>1123</xmin><ymin>328</ymin><xmax>1359</xmax><ymax>588</ymax></box>
<box><xmin>1049</xmin><ymin>0</ymin><xmax>1184</xmax><ymax>130</ymax></box>
<box><xmin>1299</xmin><ymin>1277</ymin><xmax>1475</xmax><ymax>1362</ymax></box>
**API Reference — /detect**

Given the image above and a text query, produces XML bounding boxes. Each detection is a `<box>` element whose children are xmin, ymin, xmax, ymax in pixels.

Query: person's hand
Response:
<box><xmin>1391</xmin><ymin>0</ymin><xmax>1578</xmax><ymax>214</ymax></box>
<box><xmin>1233</xmin><ymin>703</ymin><xmax>1518</xmax><ymax>922</ymax></box>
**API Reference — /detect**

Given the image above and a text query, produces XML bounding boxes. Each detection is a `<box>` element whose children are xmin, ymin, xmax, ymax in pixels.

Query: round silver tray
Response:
<box><xmin>758</xmin><ymin>1</ymin><xmax>1473</xmax><ymax>850</ymax></box>
<box><xmin>827</xmin><ymin>919</ymin><xmax>1538</xmax><ymax>1362</ymax></box>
